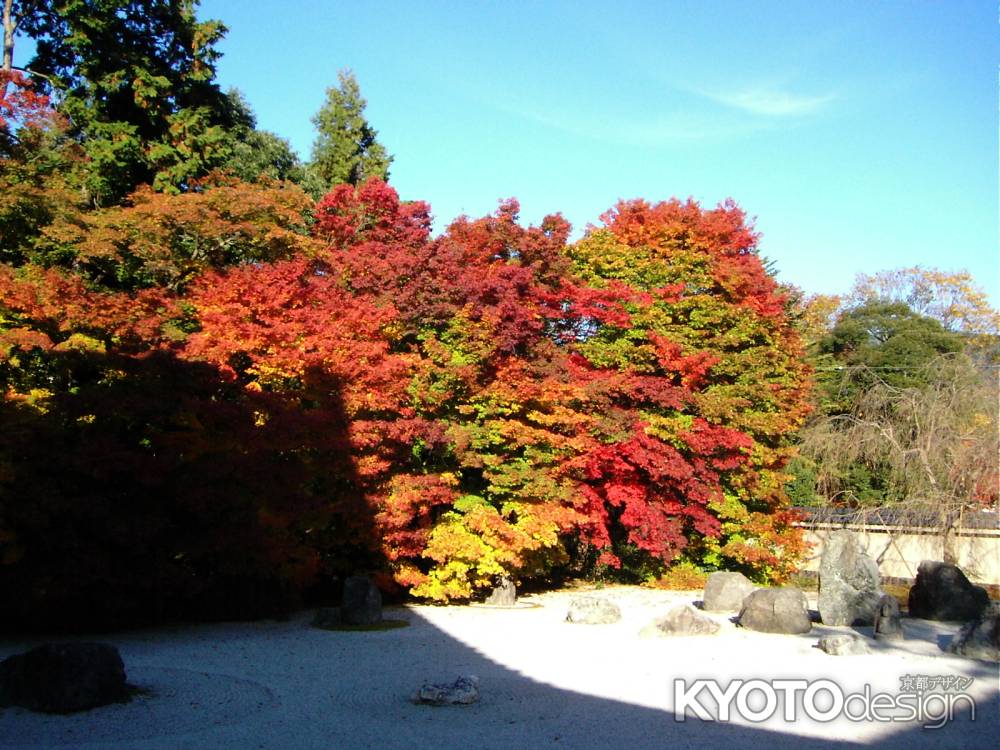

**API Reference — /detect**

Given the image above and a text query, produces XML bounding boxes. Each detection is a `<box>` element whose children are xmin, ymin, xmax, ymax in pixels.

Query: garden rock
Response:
<box><xmin>311</xmin><ymin>607</ymin><xmax>342</xmax><ymax>629</ymax></box>
<box><xmin>640</xmin><ymin>603</ymin><xmax>721</xmax><ymax>637</ymax></box>
<box><xmin>873</xmin><ymin>594</ymin><xmax>904</xmax><ymax>641</ymax></box>
<box><xmin>817</xmin><ymin>634</ymin><xmax>871</xmax><ymax>656</ymax></box>
<box><xmin>0</xmin><ymin>642</ymin><xmax>129</xmax><ymax>714</ymax></box>
<box><xmin>341</xmin><ymin>575</ymin><xmax>382</xmax><ymax>626</ymax></box>
<box><xmin>413</xmin><ymin>676</ymin><xmax>480</xmax><ymax>705</ymax></box>
<box><xmin>484</xmin><ymin>576</ymin><xmax>517</xmax><ymax>606</ymax></box>
<box><xmin>702</xmin><ymin>572</ymin><xmax>755</xmax><ymax>613</ymax></box>
<box><xmin>948</xmin><ymin>603</ymin><xmax>999</xmax><ymax>661</ymax></box>
<box><xmin>565</xmin><ymin>596</ymin><xmax>621</xmax><ymax>624</ymax></box>
<box><xmin>738</xmin><ymin>588</ymin><xmax>811</xmax><ymax>634</ymax></box>
<box><xmin>818</xmin><ymin>530</ymin><xmax>883</xmax><ymax>626</ymax></box>
<box><xmin>907</xmin><ymin>561</ymin><xmax>989</xmax><ymax>622</ymax></box>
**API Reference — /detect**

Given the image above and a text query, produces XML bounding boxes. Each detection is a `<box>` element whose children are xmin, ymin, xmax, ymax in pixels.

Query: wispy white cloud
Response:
<box><xmin>524</xmin><ymin>111</ymin><xmax>743</xmax><ymax>144</ymax></box>
<box><xmin>463</xmin><ymin>79</ymin><xmax>833</xmax><ymax>149</ymax></box>
<box><xmin>495</xmin><ymin>103</ymin><xmax>772</xmax><ymax>147</ymax></box>
<box><xmin>698</xmin><ymin>87</ymin><xmax>835</xmax><ymax>117</ymax></box>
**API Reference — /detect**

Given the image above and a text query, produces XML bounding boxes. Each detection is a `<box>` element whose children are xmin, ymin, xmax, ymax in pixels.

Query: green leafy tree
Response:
<box><xmin>815</xmin><ymin>300</ymin><xmax>966</xmax><ymax>414</ymax></box>
<box><xmin>19</xmin><ymin>0</ymin><xmax>239</xmax><ymax>204</ymax></box>
<box><xmin>791</xmin><ymin>300</ymin><xmax>973</xmax><ymax>506</ymax></box>
<box><xmin>219</xmin><ymin>89</ymin><xmax>306</xmax><ymax>185</ymax></box>
<box><xmin>32</xmin><ymin>175</ymin><xmax>317</xmax><ymax>290</ymax></box>
<box><xmin>0</xmin><ymin>59</ymin><xmax>88</xmax><ymax>267</ymax></box>
<box><xmin>308</xmin><ymin>69</ymin><xmax>391</xmax><ymax>192</ymax></box>
<box><xmin>0</xmin><ymin>111</ymin><xmax>87</xmax><ymax>266</ymax></box>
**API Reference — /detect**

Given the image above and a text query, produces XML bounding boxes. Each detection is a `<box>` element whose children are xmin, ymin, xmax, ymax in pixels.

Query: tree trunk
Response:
<box><xmin>2</xmin><ymin>0</ymin><xmax>14</xmax><ymax>74</ymax></box>
<box><xmin>3</xmin><ymin>0</ymin><xmax>17</xmax><ymax>73</ymax></box>
<box><xmin>2</xmin><ymin>0</ymin><xmax>15</xmax><ymax>101</ymax></box>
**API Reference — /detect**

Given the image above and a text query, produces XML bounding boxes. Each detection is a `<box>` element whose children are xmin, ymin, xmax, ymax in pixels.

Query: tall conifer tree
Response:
<box><xmin>308</xmin><ymin>69</ymin><xmax>391</xmax><ymax>191</ymax></box>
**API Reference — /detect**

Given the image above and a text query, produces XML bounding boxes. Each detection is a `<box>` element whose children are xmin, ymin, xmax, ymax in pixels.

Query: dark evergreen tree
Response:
<box><xmin>308</xmin><ymin>69</ymin><xmax>391</xmax><ymax>192</ymax></box>
<box><xmin>220</xmin><ymin>89</ymin><xmax>306</xmax><ymax>185</ymax></box>
<box><xmin>19</xmin><ymin>0</ymin><xmax>239</xmax><ymax>204</ymax></box>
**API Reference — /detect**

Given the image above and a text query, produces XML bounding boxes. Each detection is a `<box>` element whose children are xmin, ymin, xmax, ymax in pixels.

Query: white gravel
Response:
<box><xmin>1</xmin><ymin>586</ymin><xmax>997</xmax><ymax>749</ymax></box>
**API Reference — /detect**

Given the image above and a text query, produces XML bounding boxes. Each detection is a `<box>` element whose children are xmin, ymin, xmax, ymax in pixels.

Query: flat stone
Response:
<box><xmin>817</xmin><ymin>634</ymin><xmax>871</xmax><ymax>656</ymax></box>
<box><xmin>640</xmin><ymin>604</ymin><xmax>721</xmax><ymax>637</ymax></box>
<box><xmin>565</xmin><ymin>596</ymin><xmax>621</xmax><ymax>624</ymax></box>
<box><xmin>738</xmin><ymin>588</ymin><xmax>812</xmax><ymax>634</ymax></box>
<box><xmin>413</xmin><ymin>676</ymin><xmax>480</xmax><ymax>705</ymax></box>
<box><xmin>702</xmin><ymin>572</ymin><xmax>755</xmax><ymax>613</ymax></box>
<box><xmin>818</xmin><ymin>530</ymin><xmax>883</xmax><ymax>626</ymax></box>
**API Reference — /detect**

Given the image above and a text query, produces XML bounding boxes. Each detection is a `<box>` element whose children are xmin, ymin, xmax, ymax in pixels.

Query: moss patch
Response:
<box><xmin>314</xmin><ymin>618</ymin><xmax>410</xmax><ymax>632</ymax></box>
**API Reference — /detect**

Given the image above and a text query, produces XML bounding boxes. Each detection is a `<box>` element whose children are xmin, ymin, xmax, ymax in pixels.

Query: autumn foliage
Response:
<box><xmin>0</xmin><ymin>170</ymin><xmax>812</xmax><ymax>626</ymax></box>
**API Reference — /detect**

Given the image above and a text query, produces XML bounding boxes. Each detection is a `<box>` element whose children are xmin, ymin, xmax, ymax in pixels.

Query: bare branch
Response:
<box><xmin>800</xmin><ymin>355</ymin><xmax>998</xmax><ymax>519</ymax></box>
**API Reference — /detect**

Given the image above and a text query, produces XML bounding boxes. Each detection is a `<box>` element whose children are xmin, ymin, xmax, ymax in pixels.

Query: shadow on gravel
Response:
<box><xmin>1</xmin><ymin>605</ymin><xmax>996</xmax><ymax>750</ymax></box>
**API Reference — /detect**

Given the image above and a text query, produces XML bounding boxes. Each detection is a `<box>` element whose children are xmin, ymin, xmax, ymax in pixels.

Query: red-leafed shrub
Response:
<box><xmin>0</xmin><ymin>177</ymin><xmax>811</xmax><ymax>628</ymax></box>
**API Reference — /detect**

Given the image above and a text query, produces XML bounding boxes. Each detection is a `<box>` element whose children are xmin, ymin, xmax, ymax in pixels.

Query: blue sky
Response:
<box><xmin>65</xmin><ymin>2</ymin><xmax>1000</xmax><ymax>301</ymax></box>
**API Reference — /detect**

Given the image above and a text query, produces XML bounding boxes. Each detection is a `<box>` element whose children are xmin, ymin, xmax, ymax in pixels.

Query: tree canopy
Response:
<box><xmin>3</xmin><ymin>1</ymin><xmax>993</xmax><ymax>633</ymax></box>
<box><xmin>789</xmin><ymin>294</ymin><xmax>996</xmax><ymax>509</ymax></box>
<box><xmin>848</xmin><ymin>266</ymin><xmax>999</xmax><ymax>338</ymax></box>
<box><xmin>16</xmin><ymin>0</ymin><xmax>237</xmax><ymax>203</ymax></box>
<box><xmin>308</xmin><ymin>69</ymin><xmax>392</xmax><ymax>191</ymax></box>
<box><xmin>815</xmin><ymin>300</ymin><xmax>966</xmax><ymax>408</ymax></box>
<box><xmin>218</xmin><ymin>89</ymin><xmax>306</xmax><ymax>185</ymax></box>
<box><xmin>0</xmin><ymin>174</ymin><xmax>813</xmax><ymax>627</ymax></box>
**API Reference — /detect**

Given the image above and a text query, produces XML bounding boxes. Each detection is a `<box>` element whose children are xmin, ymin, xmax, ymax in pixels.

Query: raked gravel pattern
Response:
<box><xmin>1</xmin><ymin>586</ymin><xmax>997</xmax><ymax>750</ymax></box>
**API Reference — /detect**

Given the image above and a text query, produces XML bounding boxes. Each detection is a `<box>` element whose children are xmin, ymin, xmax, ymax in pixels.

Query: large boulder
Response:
<box><xmin>0</xmin><ymin>642</ymin><xmax>129</xmax><ymax>714</ymax></box>
<box><xmin>702</xmin><ymin>572</ymin><xmax>755</xmax><ymax>613</ymax></box>
<box><xmin>818</xmin><ymin>530</ymin><xmax>883</xmax><ymax>626</ymax></box>
<box><xmin>640</xmin><ymin>604</ymin><xmax>721</xmax><ymax>638</ymax></box>
<box><xmin>341</xmin><ymin>575</ymin><xmax>382</xmax><ymax>626</ymax></box>
<box><xmin>907</xmin><ymin>561</ymin><xmax>989</xmax><ymax>622</ymax></box>
<box><xmin>484</xmin><ymin>576</ymin><xmax>517</xmax><ymax>606</ymax></box>
<box><xmin>565</xmin><ymin>596</ymin><xmax>621</xmax><ymax>625</ymax></box>
<box><xmin>948</xmin><ymin>603</ymin><xmax>999</xmax><ymax>661</ymax></box>
<box><xmin>738</xmin><ymin>588</ymin><xmax>812</xmax><ymax>634</ymax></box>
